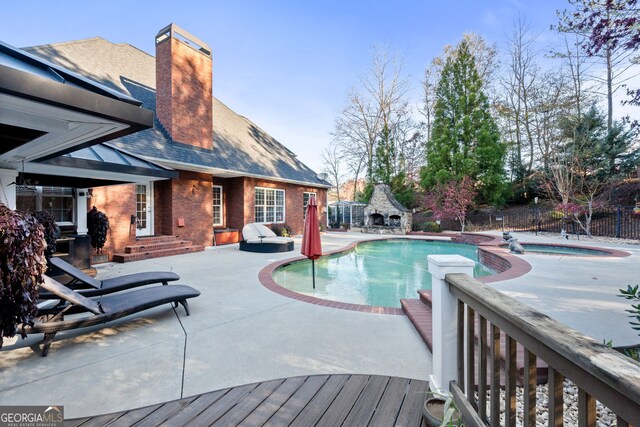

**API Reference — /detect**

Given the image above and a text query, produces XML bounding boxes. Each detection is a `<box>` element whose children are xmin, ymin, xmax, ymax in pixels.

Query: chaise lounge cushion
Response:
<box><xmin>240</xmin><ymin>223</ymin><xmax>294</xmax><ymax>252</ymax></box>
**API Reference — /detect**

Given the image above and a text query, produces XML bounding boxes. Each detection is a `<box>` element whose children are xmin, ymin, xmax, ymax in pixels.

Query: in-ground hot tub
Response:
<box><xmin>501</xmin><ymin>242</ymin><xmax>628</xmax><ymax>257</ymax></box>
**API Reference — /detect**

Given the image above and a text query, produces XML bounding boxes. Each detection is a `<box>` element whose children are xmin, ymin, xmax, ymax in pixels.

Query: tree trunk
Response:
<box><xmin>606</xmin><ymin>46</ymin><xmax>615</xmax><ymax>174</ymax></box>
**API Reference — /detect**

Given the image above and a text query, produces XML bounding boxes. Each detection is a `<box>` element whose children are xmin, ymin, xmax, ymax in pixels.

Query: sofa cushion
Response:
<box><xmin>254</xmin><ymin>223</ymin><xmax>277</xmax><ymax>238</ymax></box>
<box><xmin>242</xmin><ymin>223</ymin><xmax>261</xmax><ymax>241</ymax></box>
<box><xmin>245</xmin><ymin>236</ymin><xmax>293</xmax><ymax>244</ymax></box>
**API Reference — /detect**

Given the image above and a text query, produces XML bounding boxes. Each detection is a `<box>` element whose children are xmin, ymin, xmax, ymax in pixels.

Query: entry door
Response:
<box><xmin>135</xmin><ymin>183</ymin><xmax>153</xmax><ymax>236</ymax></box>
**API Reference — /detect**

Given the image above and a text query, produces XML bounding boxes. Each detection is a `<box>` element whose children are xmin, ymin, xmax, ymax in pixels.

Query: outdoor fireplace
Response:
<box><xmin>370</xmin><ymin>213</ymin><xmax>385</xmax><ymax>226</ymax></box>
<box><xmin>363</xmin><ymin>184</ymin><xmax>412</xmax><ymax>234</ymax></box>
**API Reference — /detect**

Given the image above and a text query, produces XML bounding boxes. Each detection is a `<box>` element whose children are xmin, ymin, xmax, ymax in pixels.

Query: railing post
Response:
<box><xmin>428</xmin><ymin>255</ymin><xmax>476</xmax><ymax>393</ymax></box>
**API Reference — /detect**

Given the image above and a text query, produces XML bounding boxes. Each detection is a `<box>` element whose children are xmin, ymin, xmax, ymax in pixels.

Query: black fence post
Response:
<box><xmin>616</xmin><ymin>206</ymin><xmax>622</xmax><ymax>238</ymax></box>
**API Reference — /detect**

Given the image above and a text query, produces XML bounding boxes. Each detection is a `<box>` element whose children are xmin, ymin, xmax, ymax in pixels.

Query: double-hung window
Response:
<box><xmin>303</xmin><ymin>192</ymin><xmax>316</xmax><ymax>219</ymax></box>
<box><xmin>16</xmin><ymin>186</ymin><xmax>74</xmax><ymax>224</ymax></box>
<box><xmin>212</xmin><ymin>185</ymin><xmax>223</xmax><ymax>226</ymax></box>
<box><xmin>255</xmin><ymin>187</ymin><xmax>285</xmax><ymax>223</ymax></box>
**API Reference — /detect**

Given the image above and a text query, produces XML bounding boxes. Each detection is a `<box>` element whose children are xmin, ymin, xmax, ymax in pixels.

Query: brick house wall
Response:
<box><xmin>88</xmin><ymin>184</ymin><xmax>137</xmax><ymax>256</ymax></box>
<box><xmin>240</xmin><ymin>177</ymin><xmax>327</xmax><ymax>235</ymax></box>
<box><xmin>167</xmin><ymin>171</ymin><xmax>214</xmax><ymax>245</ymax></box>
<box><xmin>90</xmin><ymin>174</ymin><xmax>327</xmax><ymax>253</ymax></box>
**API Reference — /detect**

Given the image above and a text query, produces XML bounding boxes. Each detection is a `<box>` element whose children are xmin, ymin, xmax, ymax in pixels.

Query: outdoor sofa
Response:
<box><xmin>239</xmin><ymin>223</ymin><xmax>294</xmax><ymax>253</ymax></box>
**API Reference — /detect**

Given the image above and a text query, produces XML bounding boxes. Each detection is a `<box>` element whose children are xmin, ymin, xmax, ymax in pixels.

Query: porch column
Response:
<box><xmin>427</xmin><ymin>254</ymin><xmax>475</xmax><ymax>394</ymax></box>
<box><xmin>75</xmin><ymin>188</ymin><xmax>89</xmax><ymax>234</ymax></box>
<box><xmin>0</xmin><ymin>169</ymin><xmax>18</xmax><ymax>210</ymax></box>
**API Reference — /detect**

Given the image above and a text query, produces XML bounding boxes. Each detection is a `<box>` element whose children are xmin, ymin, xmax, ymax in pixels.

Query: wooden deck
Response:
<box><xmin>66</xmin><ymin>375</ymin><xmax>429</xmax><ymax>426</ymax></box>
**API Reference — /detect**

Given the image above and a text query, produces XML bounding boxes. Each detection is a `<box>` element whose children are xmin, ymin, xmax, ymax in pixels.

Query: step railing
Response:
<box><xmin>428</xmin><ymin>255</ymin><xmax>640</xmax><ymax>427</ymax></box>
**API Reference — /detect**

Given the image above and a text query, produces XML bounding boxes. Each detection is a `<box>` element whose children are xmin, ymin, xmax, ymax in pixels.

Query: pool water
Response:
<box><xmin>273</xmin><ymin>239</ymin><xmax>494</xmax><ymax>308</ymax></box>
<box><xmin>520</xmin><ymin>244</ymin><xmax>610</xmax><ymax>256</ymax></box>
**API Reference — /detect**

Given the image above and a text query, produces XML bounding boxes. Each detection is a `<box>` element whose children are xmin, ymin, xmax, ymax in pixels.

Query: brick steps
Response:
<box><xmin>402</xmin><ymin>290</ymin><xmax>548</xmax><ymax>385</ymax></box>
<box><xmin>125</xmin><ymin>240</ymin><xmax>193</xmax><ymax>253</ymax></box>
<box><xmin>112</xmin><ymin>235</ymin><xmax>205</xmax><ymax>263</ymax></box>
<box><xmin>135</xmin><ymin>235</ymin><xmax>179</xmax><ymax>243</ymax></box>
<box><xmin>418</xmin><ymin>289</ymin><xmax>432</xmax><ymax>306</ymax></box>
<box><xmin>400</xmin><ymin>298</ymin><xmax>433</xmax><ymax>352</ymax></box>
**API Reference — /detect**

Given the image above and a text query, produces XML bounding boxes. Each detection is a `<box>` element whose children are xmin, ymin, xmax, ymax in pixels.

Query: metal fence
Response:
<box><xmin>439</xmin><ymin>206</ymin><xmax>640</xmax><ymax>239</ymax></box>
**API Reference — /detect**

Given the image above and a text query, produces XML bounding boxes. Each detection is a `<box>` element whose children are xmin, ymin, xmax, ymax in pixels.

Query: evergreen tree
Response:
<box><xmin>421</xmin><ymin>40</ymin><xmax>507</xmax><ymax>206</ymax></box>
<box><xmin>373</xmin><ymin>124</ymin><xmax>394</xmax><ymax>185</ymax></box>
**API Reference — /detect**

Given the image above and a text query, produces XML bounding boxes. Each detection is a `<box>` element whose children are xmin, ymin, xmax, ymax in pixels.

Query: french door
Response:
<box><xmin>135</xmin><ymin>183</ymin><xmax>153</xmax><ymax>236</ymax></box>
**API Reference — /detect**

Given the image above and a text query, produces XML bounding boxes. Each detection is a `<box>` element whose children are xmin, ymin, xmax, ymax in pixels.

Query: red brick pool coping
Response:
<box><xmin>259</xmin><ymin>239</ymin><xmax>404</xmax><ymax>315</ymax></box>
<box><xmin>257</xmin><ymin>234</ymin><xmax>629</xmax><ymax>315</ymax></box>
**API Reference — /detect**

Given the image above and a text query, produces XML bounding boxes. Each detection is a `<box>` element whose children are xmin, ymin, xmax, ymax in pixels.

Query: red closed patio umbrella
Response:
<box><xmin>301</xmin><ymin>195</ymin><xmax>322</xmax><ymax>289</ymax></box>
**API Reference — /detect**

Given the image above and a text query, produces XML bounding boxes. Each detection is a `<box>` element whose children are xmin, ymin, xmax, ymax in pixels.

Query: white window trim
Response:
<box><xmin>213</xmin><ymin>185</ymin><xmax>224</xmax><ymax>227</ymax></box>
<box><xmin>255</xmin><ymin>186</ymin><xmax>286</xmax><ymax>224</ymax></box>
<box><xmin>17</xmin><ymin>185</ymin><xmax>75</xmax><ymax>225</ymax></box>
<box><xmin>303</xmin><ymin>191</ymin><xmax>316</xmax><ymax>219</ymax></box>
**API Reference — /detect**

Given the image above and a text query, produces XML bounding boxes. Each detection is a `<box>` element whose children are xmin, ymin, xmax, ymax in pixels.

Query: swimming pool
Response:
<box><xmin>273</xmin><ymin>239</ymin><xmax>494</xmax><ymax>308</ymax></box>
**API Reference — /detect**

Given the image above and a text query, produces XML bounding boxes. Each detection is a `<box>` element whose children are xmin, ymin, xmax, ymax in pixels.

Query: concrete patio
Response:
<box><xmin>1</xmin><ymin>231</ymin><xmax>638</xmax><ymax>419</ymax></box>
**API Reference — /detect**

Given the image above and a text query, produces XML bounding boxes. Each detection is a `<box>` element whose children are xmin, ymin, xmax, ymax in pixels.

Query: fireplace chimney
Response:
<box><xmin>155</xmin><ymin>24</ymin><xmax>213</xmax><ymax>150</ymax></box>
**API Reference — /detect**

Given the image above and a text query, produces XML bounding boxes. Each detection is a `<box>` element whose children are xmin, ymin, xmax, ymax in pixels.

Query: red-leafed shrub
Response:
<box><xmin>31</xmin><ymin>210</ymin><xmax>59</xmax><ymax>261</ymax></box>
<box><xmin>0</xmin><ymin>203</ymin><xmax>47</xmax><ymax>348</ymax></box>
<box><xmin>87</xmin><ymin>206</ymin><xmax>109</xmax><ymax>254</ymax></box>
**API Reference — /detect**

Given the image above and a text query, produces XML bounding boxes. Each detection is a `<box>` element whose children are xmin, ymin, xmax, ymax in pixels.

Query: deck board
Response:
<box><xmin>132</xmin><ymin>397</ymin><xmax>198</xmax><ymax>427</ymax></box>
<box><xmin>315</xmin><ymin>375</ymin><xmax>370</xmax><ymax>426</ymax></box>
<box><xmin>212</xmin><ymin>379</ymin><xmax>285</xmax><ymax>426</ymax></box>
<box><xmin>188</xmin><ymin>383</ymin><xmax>258</xmax><ymax>426</ymax></box>
<box><xmin>264</xmin><ymin>375</ymin><xmax>329</xmax><ymax>426</ymax></box>
<box><xmin>368</xmin><ymin>376</ymin><xmax>412</xmax><ymax>426</ymax></box>
<box><xmin>395</xmin><ymin>378</ymin><xmax>428</xmax><ymax>427</ymax></box>
<box><xmin>237</xmin><ymin>377</ymin><xmax>307</xmax><ymax>426</ymax></box>
<box><xmin>158</xmin><ymin>389</ymin><xmax>229</xmax><ymax>426</ymax></box>
<box><xmin>106</xmin><ymin>404</ymin><xmax>162</xmax><ymax>427</ymax></box>
<box><xmin>67</xmin><ymin>375</ymin><xmax>429</xmax><ymax>427</ymax></box>
<box><xmin>342</xmin><ymin>375</ymin><xmax>390</xmax><ymax>426</ymax></box>
<box><xmin>289</xmin><ymin>374</ymin><xmax>349</xmax><ymax>426</ymax></box>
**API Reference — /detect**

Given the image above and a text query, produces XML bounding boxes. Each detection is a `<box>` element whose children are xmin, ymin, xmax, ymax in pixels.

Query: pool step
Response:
<box><xmin>400</xmin><ymin>298</ymin><xmax>433</xmax><ymax>352</ymax></box>
<box><xmin>402</xmin><ymin>290</ymin><xmax>548</xmax><ymax>385</ymax></box>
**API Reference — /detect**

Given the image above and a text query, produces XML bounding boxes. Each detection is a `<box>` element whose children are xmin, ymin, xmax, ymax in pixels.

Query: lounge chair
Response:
<box><xmin>23</xmin><ymin>276</ymin><xmax>200</xmax><ymax>356</ymax></box>
<box><xmin>239</xmin><ymin>223</ymin><xmax>294</xmax><ymax>253</ymax></box>
<box><xmin>41</xmin><ymin>257</ymin><xmax>180</xmax><ymax>299</ymax></box>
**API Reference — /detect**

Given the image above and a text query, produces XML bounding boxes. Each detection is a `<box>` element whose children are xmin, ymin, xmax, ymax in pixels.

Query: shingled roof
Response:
<box><xmin>25</xmin><ymin>37</ymin><xmax>329</xmax><ymax>187</ymax></box>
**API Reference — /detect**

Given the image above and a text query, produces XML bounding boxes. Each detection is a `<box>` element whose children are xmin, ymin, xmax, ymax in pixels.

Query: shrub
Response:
<box><xmin>87</xmin><ymin>206</ymin><xmax>109</xmax><ymax>254</ymax></box>
<box><xmin>412</xmin><ymin>220</ymin><xmax>442</xmax><ymax>232</ymax></box>
<box><xmin>30</xmin><ymin>210</ymin><xmax>60</xmax><ymax>260</ymax></box>
<box><xmin>271</xmin><ymin>223</ymin><xmax>294</xmax><ymax>237</ymax></box>
<box><xmin>0</xmin><ymin>204</ymin><xmax>47</xmax><ymax>348</ymax></box>
<box><xmin>620</xmin><ymin>285</ymin><xmax>640</xmax><ymax>335</ymax></box>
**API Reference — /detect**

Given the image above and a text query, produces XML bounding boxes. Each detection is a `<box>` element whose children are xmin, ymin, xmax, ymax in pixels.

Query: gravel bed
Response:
<box><xmin>476</xmin><ymin>379</ymin><xmax>618</xmax><ymax>426</ymax></box>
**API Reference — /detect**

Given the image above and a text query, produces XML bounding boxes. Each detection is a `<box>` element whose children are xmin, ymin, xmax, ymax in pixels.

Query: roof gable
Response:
<box><xmin>25</xmin><ymin>37</ymin><xmax>328</xmax><ymax>187</ymax></box>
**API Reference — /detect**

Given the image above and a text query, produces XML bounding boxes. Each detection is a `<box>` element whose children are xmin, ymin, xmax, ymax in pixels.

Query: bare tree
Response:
<box><xmin>321</xmin><ymin>143</ymin><xmax>346</xmax><ymax>202</ymax></box>
<box><xmin>556</xmin><ymin>0</ymin><xmax>640</xmax><ymax>171</ymax></box>
<box><xmin>333</xmin><ymin>46</ymin><xmax>419</xmax><ymax>185</ymax></box>
<box><xmin>501</xmin><ymin>17</ymin><xmax>541</xmax><ymax>176</ymax></box>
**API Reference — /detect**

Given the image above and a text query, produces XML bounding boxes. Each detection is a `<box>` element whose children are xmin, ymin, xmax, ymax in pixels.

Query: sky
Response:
<box><xmin>3</xmin><ymin>1</ymin><xmax>578</xmax><ymax>172</ymax></box>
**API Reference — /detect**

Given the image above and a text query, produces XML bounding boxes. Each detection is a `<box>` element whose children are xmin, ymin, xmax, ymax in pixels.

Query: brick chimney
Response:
<box><xmin>155</xmin><ymin>24</ymin><xmax>213</xmax><ymax>150</ymax></box>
